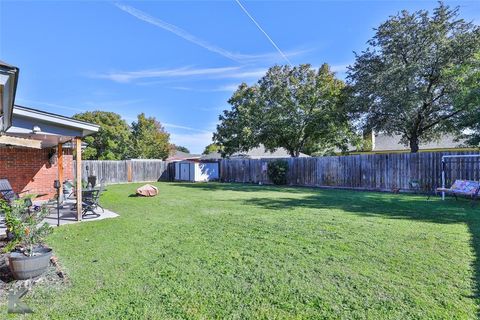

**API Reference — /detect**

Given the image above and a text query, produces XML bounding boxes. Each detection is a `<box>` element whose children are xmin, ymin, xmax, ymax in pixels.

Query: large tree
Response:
<box><xmin>347</xmin><ymin>3</ymin><xmax>480</xmax><ymax>152</ymax></box>
<box><xmin>73</xmin><ymin>111</ymin><xmax>131</xmax><ymax>160</ymax></box>
<box><xmin>215</xmin><ymin>64</ymin><xmax>351</xmax><ymax>157</ymax></box>
<box><xmin>131</xmin><ymin>113</ymin><xmax>171</xmax><ymax>159</ymax></box>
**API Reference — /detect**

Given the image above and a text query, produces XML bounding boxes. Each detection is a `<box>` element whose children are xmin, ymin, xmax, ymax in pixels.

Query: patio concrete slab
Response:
<box><xmin>0</xmin><ymin>201</ymin><xmax>119</xmax><ymax>238</ymax></box>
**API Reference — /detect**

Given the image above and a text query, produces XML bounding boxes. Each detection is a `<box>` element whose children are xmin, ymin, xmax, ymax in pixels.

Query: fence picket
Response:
<box><xmin>219</xmin><ymin>151</ymin><xmax>480</xmax><ymax>192</ymax></box>
<box><xmin>75</xmin><ymin>159</ymin><xmax>172</xmax><ymax>184</ymax></box>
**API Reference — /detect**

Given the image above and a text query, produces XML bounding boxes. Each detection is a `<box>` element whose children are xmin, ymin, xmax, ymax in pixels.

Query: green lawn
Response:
<box><xmin>11</xmin><ymin>182</ymin><xmax>480</xmax><ymax>318</ymax></box>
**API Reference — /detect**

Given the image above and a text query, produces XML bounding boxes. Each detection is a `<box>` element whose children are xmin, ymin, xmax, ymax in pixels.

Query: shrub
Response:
<box><xmin>2</xmin><ymin>199</ymin><xmax>53</xmax><ymax>255</ymax></box>
<box><xmin>267</xmin><ymin>160</ymin><xmax>289</xmax><ymax>185</ymax></box>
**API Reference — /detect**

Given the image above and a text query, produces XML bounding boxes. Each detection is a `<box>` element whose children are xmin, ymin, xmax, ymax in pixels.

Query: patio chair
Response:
<box><xmin>0</xmin><ymin>178</ymin><xmax>32</xmax><ymax>206</ymax></box>
<box><xmin>62</xmin><ymin>180</ymin><xmax>75</xmax><ymax>201</ymax></box>
<box><xmin>409</xmin><ymin>179</ymin><xmax>421</xmax><ymax>194</ymax></box>
<box><xmin>82</xmin><ymin>183</ymin><xmax>105</xmax><ymax>217</ymax></box>
<box><xmin>430</xmin><ymin>179</ymin><xmax>480</xmax><ymax>205</ymax></box>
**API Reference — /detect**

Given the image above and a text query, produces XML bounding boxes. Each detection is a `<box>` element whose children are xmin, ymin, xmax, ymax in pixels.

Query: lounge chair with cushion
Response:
<box><xmin>432</xmin><ymin>179</ymin><xmax>480</xmax><ymax>204</ymax></box>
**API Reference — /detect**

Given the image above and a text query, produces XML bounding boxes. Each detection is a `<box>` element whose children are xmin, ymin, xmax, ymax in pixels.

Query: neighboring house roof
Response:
<box><xmin>200</xmin><ymin>152</ymin><xmax>223</xmax><ymax>160</ymax></box>
<box><xmin>349</xmin><ymin>132</ymin><xmax>472</xmax><ymax>154</ymax></box>
<box><xmin>203</xmin><ymin>145</ymin><xmax>309</xmax><ymax>159</ymax></box>
<box><xmin>233</xmin><ymin>146</ymin><xmax>309</xmax><ymax>159</ymax></box>
<box><xmin>167</xmin><ymin>149</ymin><xmax>201</xmax><ymax>161</ymax></box>
<box><xmin>373</xmin><ymin>133</ymin><xmax>464</xmax><ymax>152</ymax></box>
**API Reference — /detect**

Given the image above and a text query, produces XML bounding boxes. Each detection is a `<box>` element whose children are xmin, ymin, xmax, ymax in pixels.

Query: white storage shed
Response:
<box><xmin>174</xmin><ymin>160</ymin><xmax>219</xmax><ymax>182</ymax></box>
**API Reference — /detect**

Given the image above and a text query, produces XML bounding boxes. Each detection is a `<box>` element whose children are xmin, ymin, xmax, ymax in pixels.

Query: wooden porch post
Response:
<box><xmin>57</xmin><ymin>142</ymin><xmax>64</xmax><ymax>199</ymax></box>
<box><xmin>75</xmin><ymin>137</ymin><xmax>82</xmax><ymax>221</ymax></box>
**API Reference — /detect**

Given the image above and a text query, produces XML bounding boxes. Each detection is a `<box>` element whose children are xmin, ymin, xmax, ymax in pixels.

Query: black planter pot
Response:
<box><xmin>8</xmin><ymin>246</ymin><xmax>52</xmax><ymax>280</ymax></box>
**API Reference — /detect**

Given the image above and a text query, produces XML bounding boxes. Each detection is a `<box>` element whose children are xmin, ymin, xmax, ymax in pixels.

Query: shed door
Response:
<box><xmin>179</xmin><ymin>163</ymin><xmax>190</xmax><ymax>181</ymax></box>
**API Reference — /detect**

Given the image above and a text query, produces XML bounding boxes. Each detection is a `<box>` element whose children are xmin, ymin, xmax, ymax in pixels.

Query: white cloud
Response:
<box><xmin>224</xmin><ymin>68</ymin><xmax>267</xmax><ymax>79</ymax></box>
<box><xmin>94</xmin><ymin>66</ymin><xmax>269</xmax><ymax>83</ymax></box>
<box><xmin>115</xmin><ymin>3</ymin><xmax>307</xmax><ymax>64</ymax></box>
<box><xmin>93</xmin><ymin>64</ymin><xmax>351</xmax><ymax>85</ymax></box>
<box><xmin>234</xmin><ymin>0</ymin><xmax>292</xmax><ymax>66</ymax></box>
<box><xmin>192</xmin><ymin>106</ymin><xmax>226</xmax><ymax>113</ymax></box>
<box><xmin>82</xmin><ymin>99</ymin><xmax>144</xmax><ymax>109</ymax></box>
<box><xmin>215</xmin><ymin>84</ymin><xmax>240</xmax><ymax>92</ymax></box>
<box><xmin>163</xmin><ymin>122</ymin><xmax>209</xmax><ymax>133</ymax></box>
<box><xmin>168</xmin><ymin>86</ymin><xmax>193</xmax><ymax>91</ymax></box>
<box><xmin>94</xmin><ymin>66</ymin><xmax>241</xmax><ymax>83</ymax></box>
<box><xmin>115</xmin><ymin>3</ymin><xmax>242</xmax><ymax>63</ymax></box>
<box><xmin>168</xmin><ymin>83</ymin><xmax>240</xmax><ymax>92</ymax></box>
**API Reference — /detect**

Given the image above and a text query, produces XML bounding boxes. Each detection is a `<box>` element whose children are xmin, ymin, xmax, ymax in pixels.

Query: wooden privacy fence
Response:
<box><xmin>74</xmin><ymin>160</ymin><xmax>173</xmax><ymax>184</ymax></box>
<box><xmin>220</xmin><ymin>151</ymin><xmax>480</xmax><ymax>192</ymax></box>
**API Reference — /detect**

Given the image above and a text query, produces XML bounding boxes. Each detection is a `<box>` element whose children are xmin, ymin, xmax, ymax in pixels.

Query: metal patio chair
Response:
<box><xmin>82</xmin><ymin>183</ymin><xmax>105</xmax><ymax>217</ymax></box>
<box><xmin>0</xmin><ymin>178</ymin><xmax>32</xmax><ymax>206</ymax></box>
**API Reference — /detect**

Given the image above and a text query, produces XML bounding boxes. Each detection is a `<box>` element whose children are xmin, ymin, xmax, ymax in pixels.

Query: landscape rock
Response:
<box><xmin>136</xmin><ymin>184</ymin><xmax>159</xmax><ymax>197</ymax></box>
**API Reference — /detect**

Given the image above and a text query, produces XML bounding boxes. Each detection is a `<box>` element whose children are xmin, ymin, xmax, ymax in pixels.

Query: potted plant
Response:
<box><xmin>3</xmin><ymin>199</ymin><xmax>53</xmax><ymax>280</ymax></box>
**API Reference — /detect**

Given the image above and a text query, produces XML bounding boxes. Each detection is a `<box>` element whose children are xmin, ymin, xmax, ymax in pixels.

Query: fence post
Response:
<box><xmin>127</xmin><ymin>160</ymin><xmax>132</xmax><ymax>182</ymax></box>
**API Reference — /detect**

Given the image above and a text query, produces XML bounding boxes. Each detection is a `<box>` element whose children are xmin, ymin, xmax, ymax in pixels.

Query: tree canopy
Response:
<box><xmin>454</xmin><ymin>52</ymin><xmax>480</xmax><ymax>146</ymax></box>
<box><xmin>347</xmin><ymin>3</ymin><xmax>480</xmax><ymax>152</ymax></box>
<box><xmin>131</xmin><ymin>113</ymin><xmax>171</xmax><ymax>159</ymax></box>
<box><xmin>74</xmin><ymin>111</ymin><xmax>172</xmax><ymax>160</ymax></box>
<box><xmin>73</xmin><ymin>111</ymin><xmax>131</xmax><ymax>160</ymax></box>
<box><xmin>173</xmin><ymin>145</ymin><xmax>190</xmax><ymax>154</ymax></box>
<box><xmin>214</xmin><ymin>64</ymin><xmax>352</xmax><ymax>157</ymax></box>
<box><xmin>203</xmin><ymin>143</ymin><xmax>222</xmax><ymax>155</ymax></box>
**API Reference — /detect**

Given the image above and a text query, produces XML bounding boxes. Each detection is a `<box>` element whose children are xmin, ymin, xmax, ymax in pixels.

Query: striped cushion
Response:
<box><xmin>442</xmin><ymin>180</ymin><xmax>480</xmax><ymax>194</ymax></box>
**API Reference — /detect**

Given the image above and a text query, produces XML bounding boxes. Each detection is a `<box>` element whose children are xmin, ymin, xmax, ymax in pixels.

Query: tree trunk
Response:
<box><xmin>289</xmin><ymin>150</ymin><xmax>301</xmax><ymax>157</ymax></box>
<box><xmin>409</xmin><ymin>136</ymin><xmax>419</xmax><ymax>153</ymax></box>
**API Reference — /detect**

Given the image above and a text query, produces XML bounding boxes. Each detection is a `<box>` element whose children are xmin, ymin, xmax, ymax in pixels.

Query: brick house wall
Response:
<box><xmin>0</xmin><ymin>147</ymin><xmax>74</xmax><ymax>200</ymax></box>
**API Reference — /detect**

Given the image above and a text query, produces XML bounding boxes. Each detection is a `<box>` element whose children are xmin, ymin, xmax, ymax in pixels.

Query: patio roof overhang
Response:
<box><xmin>3</xmin><ymin>105</ymin><xmax>99</xmax><ymax>148</ymax></box>
<box><xmin>1</xmin><ymin>105</ymin><xmax>100</xmax><ymax>222</ymax></box>
<box><xmin>0</xmin><ymin>61</ymin><xmax>19</xmax><ymax>133</ymax></box>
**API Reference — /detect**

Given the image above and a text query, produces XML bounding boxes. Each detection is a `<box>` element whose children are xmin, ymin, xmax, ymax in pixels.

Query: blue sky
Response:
<box><xmin>1</xmin><ymin>0</ymin><xmax>478</xmax><ymax>153</ymax></box>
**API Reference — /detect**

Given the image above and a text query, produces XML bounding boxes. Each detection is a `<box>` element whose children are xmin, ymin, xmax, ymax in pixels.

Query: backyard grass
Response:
<box><xmin>8</xmin><ymin>182</ymin><xmax>480</xmax><ymax>319</ymax></box>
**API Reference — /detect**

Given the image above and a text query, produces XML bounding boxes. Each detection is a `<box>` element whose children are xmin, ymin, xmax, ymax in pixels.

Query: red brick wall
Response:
<box><xmin>0</xmin><ymin>147</ymin><xmax>73</xmax><ymax>200</ymax></box>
